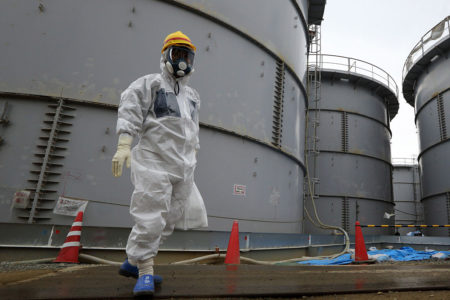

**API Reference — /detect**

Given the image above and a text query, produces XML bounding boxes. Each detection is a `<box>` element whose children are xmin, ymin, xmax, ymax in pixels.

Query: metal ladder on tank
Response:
<box><xmin>304</xmin><ymin>24</ymin><xmax>323</xmax><ymax>228</ymax></box>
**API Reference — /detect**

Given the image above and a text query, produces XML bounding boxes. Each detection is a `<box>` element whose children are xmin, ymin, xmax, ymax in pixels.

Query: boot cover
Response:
<box><xmin>133</xmin><ymin>274</ymin><xmax>155</xmax><ymax>296</ymax></box>
<box><xmin>119</xmin><ymin>259</ymin><xmax>162</xmax><ymax>284</ymax></box>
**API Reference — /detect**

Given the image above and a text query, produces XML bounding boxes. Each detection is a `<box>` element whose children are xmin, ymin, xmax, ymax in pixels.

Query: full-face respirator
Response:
<box><xmin>164</xmin><ymin>46</ymin><xmax>195</xmax><ymax>78</ymax></box>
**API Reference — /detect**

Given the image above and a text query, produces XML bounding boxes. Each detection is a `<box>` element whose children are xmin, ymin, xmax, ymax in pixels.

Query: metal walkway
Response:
<box><xmin>1</xmin><ymin>264</ymin><xmax>449</xmax><ymax>299</ymax></box>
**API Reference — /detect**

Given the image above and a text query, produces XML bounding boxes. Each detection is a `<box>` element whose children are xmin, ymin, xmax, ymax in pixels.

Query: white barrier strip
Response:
<box><xmin>67</xmin><ymin>231</ymin><xmax>81</xmax><ymax>237</ymax></box>
<box><xmin>62</xmin><ymin>242</ymin><xmax>81</xmax><ymax>248</ymax></box>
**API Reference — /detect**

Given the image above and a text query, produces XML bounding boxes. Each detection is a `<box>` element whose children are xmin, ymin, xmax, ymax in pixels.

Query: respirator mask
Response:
<box><xmin>164</xmin><ymin>46</ymin><xmax>195</xmax><ymax>78</ymax></box>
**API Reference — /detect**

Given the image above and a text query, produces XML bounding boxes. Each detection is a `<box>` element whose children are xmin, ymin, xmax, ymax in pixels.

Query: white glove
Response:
<box><xmin>112</xmin><ymin>134</ymin><xmax>133</xmax><ymax>177</ymax></box>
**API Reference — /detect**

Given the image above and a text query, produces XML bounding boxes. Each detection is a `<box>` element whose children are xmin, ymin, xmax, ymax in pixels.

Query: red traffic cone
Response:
<box><xmin>354</xmin><ymin>221</ymin><xmax>369</xmax><ymax>261</ymax></box>
<box><xmin>54</xmin><ymin>211</ymin><xmax>83</xmax><ymax>263</ymax></box>
<box><xmin>224</xmin><ymin>220</ymin><xmax>240</xmax><ymax>264</ymax></box>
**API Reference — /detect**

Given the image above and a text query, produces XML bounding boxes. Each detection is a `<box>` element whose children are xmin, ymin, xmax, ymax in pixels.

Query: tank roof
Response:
<box><xmin>402</xmin><ymin>16</ymin><xmax>450</xmax><ymax>106</ymax></box>
<box><xmin>313</xmin><ymin>54</ymin><xmax>399</xmax><ymax>120</ymax></box>
<box><xmin>308</xmin><ymin>0</ymin><xmax>326</xmax><ymax>25</ymax></box>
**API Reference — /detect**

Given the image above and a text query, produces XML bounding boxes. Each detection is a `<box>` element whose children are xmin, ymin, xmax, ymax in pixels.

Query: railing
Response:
<box><xmin>403</xmin><ymin>16</ymin><xmax>450</xmax><ymax>80</ymax></box>
<box><xmin>392</xmin><ymin>157</ymin><xmax>418</xmax><ymax>166</ymax></box>
<box><xmin>313</xmin><ymin>54</ymin><xmax>398</xmax><ymax>98</ymax></box>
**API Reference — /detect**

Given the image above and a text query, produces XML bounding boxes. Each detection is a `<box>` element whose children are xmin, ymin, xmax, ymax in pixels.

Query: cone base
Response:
<box><xmin>53</xmin><ymin>247</ymin><xmax>80</xmax><ymax>263</ymax></box>
<box><xmin>351</xmin><ymin>259</ymin><xmax>376</xmax><ymax>264</ymax></box>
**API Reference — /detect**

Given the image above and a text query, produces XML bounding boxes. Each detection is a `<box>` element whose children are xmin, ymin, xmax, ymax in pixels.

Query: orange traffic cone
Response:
<box><xmin>54</xmin><ymin>211</ymin><xmax>83</xmax><ymax>263</ymax></box>
<box><xmin>224</xmin><ymin>220</ymin><xmax>240</xmax><ymax>264</ymax></box>
<box><xmin>354</xmin><ymin>221</ymin><xmax>369</xmax><ymax>262</ymax></box>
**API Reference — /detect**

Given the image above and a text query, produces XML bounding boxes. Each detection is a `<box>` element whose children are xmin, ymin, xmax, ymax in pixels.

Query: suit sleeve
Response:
<box><xmin>116</xmin><ymin>75</ymin><xmax>158</xmax><ymax>137</ymax></box>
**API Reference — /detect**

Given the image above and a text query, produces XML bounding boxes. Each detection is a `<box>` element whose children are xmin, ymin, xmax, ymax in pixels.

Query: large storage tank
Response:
<box><xmin>0</xmin><ymin>1</ymin><xmax>325</xmax><ymax>249</ymax></box>
<box><xmin>402</xmin><ymin>16</ymin><xmax>450</xmax><ymax>236</ymax></box>
<box><xmin>392</xmin><ymin>160</ymin><xmax>424</xmax><ymax>235</ymax></box>
<box><xmin>304</xmin><ymin>54</ymin><xmax>399</xmax><ymax>235</ymax></box>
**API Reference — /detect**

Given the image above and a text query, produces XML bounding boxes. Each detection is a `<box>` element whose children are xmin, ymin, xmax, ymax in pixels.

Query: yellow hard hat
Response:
<box><xmin>162</xmin><ymin>31</ymin><xmax>196</xmax><ymax>53</ymax></box>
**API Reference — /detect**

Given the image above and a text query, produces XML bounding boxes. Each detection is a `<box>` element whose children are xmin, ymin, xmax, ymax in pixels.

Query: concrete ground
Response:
<box><xmin>0</xmin><ymin>262</ymin><xmax>449</xmax><ymax>299</ymax></box>
<box><xmin>305</xmin><ymin>290</ymin><xmax>450</xmax><ymax>299</ymax></box>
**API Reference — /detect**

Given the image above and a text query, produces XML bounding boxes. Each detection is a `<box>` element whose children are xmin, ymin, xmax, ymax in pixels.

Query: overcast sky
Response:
<box><xmin>320</xmin><ymin>0</ymin><xmax>450</xmax><ymax>160</ymax></box>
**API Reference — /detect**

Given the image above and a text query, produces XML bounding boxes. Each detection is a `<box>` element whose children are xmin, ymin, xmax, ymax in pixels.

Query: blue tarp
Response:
<box><xmin>297</xmin><ymin>247</ymin><xmax>450</xmax><ymax>265</ymax></box>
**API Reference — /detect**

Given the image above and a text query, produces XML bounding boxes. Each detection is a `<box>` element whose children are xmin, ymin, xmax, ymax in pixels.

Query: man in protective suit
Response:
<box><xmin>111</xmin><ymin>31</ymin><xmax>202</xmax><ymax>296</ymax></box>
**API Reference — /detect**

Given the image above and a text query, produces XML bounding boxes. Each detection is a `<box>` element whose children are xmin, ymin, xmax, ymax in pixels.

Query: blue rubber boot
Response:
<box><xmin>119</xmin><ymin>259</ymin><xmax>163</xmax><ymax>284</ymax></box>
<box><xmin>133</xmin><ymin>274</ymin><xmax>154</xmax><ymax>297</ymax></box>
<box><xmin>118</xmin><ymin>259</ymin><xmax>138</xmax><ymax>278</ymax></box>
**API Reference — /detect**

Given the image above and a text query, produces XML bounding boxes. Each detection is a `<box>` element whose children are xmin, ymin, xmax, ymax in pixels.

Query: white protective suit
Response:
<box><xmin>117</xmin><ymin>56</ymin><xmax>201</xmax><ymax>261</ymax></box>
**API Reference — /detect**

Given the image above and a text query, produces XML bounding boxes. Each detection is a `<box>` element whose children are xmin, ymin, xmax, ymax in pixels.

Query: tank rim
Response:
<box><xmin>402</xmin><ymin>16</ymin><xmax>450</xmax><ymax>106</ymax></box>
<box><xmin>314</xmin><ymin>67</ymin><xmax>399</xmax><ymax>120</ymax></box>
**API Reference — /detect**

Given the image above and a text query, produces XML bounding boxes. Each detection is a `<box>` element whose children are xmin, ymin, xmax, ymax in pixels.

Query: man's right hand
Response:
<box><xmin>112</xmin><ymin>134</ymin><xmax>133</xmax><ymax>177</ymax></box>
